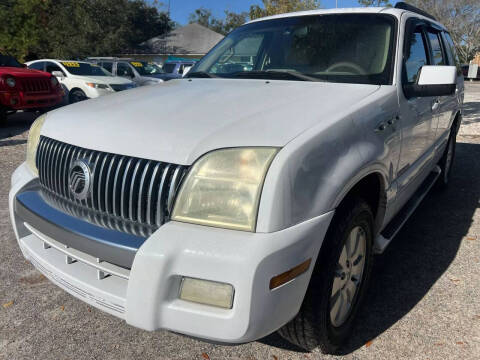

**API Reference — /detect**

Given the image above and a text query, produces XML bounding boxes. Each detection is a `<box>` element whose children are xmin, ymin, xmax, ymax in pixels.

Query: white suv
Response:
<box><xmin>10</xmin><ymin>3</ymin><xmax>463</xmax><ymax>354</ymax></box>
<box><xmin>26</xmin><ymin>59</ymin><xmax>136</xmax><ymax>103</ymax></box>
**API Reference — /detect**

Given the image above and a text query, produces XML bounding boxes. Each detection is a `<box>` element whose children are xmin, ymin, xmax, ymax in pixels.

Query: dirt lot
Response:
<box><xmin>1</xmin><ymin>84</ymin><xmax>479</xmax><ymax>360</ymax></box>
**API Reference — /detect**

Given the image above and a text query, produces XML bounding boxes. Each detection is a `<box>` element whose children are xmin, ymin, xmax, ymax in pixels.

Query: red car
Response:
<box><xmin>0</xmin><ymin>54</ymin><xmax>63</xmax><ymax>125</ymax></box>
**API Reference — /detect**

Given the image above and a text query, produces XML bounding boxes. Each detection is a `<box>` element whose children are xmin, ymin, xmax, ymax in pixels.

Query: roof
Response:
<box><xmin>247</xmin><ymin>7</ymin><xmax>446</xmax><ymax>29</ymax></box>
<box><xmin>141</xmin><ymin>23</ymin><xmax>224</xmax><ymax>56</ymax></box>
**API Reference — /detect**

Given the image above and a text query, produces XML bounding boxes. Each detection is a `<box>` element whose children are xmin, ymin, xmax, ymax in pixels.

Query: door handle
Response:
<box><xmin>431</xmin><ymin>98</ymin><xmax>440</xmax><ymax>111</ymax></box>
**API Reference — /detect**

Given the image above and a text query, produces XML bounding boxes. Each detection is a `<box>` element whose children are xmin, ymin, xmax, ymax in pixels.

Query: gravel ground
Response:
<box><xmin>1</xmin><ymin>84</ymin><xmax>479</xmax><ymax>360</ymax></box>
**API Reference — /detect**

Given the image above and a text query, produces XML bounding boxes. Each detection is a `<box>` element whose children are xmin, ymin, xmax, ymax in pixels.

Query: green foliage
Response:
<box><xmin>0</xmin><ymin>0</ymin><xmax>172</xmax><ymax>61</ymax></box>
<box><xmin>188</xmin><ymin>8</ymin><xmax>248</xmax><ymax>35</ymax></box>
<box><xmin>249</xmin><ymin>0</ymin><xmax>322</xmax><ymax>20</ymax></box>
<box><xmin>357</xmin><ymin>0</ymin><xmax>391</xmax><ymax>7</ymax></box>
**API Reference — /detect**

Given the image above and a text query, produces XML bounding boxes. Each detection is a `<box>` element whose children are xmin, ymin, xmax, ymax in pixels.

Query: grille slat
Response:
<box><xmin>22</xmin><ymin>78</ymin><xmax>50</xmax><ymax>93</ymax></box>
<box><xmin>36</xmin><ymin>136</ymin><xmax>186</xmax><ymax>237</ymax></box>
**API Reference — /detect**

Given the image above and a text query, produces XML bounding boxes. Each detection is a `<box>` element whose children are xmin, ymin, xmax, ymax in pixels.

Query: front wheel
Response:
<box><xmin>278</xmin><ymin>199</ymin><xmax>374</xmax><ymax>354</ymax></box>
<box><xmin>69</xmin><ymin>89</ymin><xmax>88</xmax><ymax>104</ymax></box>
<box><xmin>0</xmin><ymin>106</ymin><xmax>7</xmax><ymax>126</ymax></box>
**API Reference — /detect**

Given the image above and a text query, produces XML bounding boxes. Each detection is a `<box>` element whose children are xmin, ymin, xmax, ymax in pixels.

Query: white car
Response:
<box><xmin>11</xmin><ymin>4</ymin><xmax>463</xmax><ymax>354</ymax></box>
<box><xmin>26</xmin><ymin>59</ymin><xmax>136</xmax><ymax>103</ymax></box>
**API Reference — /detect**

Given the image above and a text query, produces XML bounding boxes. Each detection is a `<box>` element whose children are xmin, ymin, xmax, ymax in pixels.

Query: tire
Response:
<box><xmin>435</xmin><ymin>127</ymin><xmax>457</xmax><ymax>190</ymax></box>
<box><xmin>0</xmin><ymin>106</ymin><xmax>7</xmax><ymax>126</ymax></box>
<box><xmin>69</xmin><ymin>89</ymin><xmax>88</xmax><ymax>104</ymax></box>
<box><xmin>278</xmin><ymin>199</ymin><xmax>374</xmax><ymax>354</ymax></box>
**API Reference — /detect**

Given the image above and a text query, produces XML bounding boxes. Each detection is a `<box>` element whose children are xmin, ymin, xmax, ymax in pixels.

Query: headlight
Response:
<box><xmin>6</xmin><ymin>77</ymin><xmax>16</xmax><ymax>87</ymax></box>
<box><xmin>172</xmin><ymin>148</ymin><xmax>278</xmax><ymax>232</ymax></box>
<box><xmin>26</xmin><ymin>114</ymin><xmax>47</xmax><ymax>176</ymax></box>
<box><xmin>50</xmin><ymin>76</ymin><xmax>58</xmax><ymax>86</ymax></box>
<box><xmin>86</xmin><ymin>82</ymin><xmax>110</xmax><ymax>89</ymax></box>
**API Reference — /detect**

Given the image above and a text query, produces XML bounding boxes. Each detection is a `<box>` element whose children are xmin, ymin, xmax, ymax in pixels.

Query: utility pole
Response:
<box><xmin>336</xmin><ymin>0</ymin><xmax>338</xmax><ymax>8</ymax></box>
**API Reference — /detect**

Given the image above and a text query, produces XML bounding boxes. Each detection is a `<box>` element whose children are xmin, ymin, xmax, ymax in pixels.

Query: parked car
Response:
<box><xmin>162</xmin><ymin>60</ymin><xmax>197</xmax><ymax>80</ymax></box>
<box><xmin>26</xmin><ymin>59</ymin><xmax>136</xmax><ymax>103</ymax></box>
<box><xmin>10</xmin><ymin>3</ymin><xmax>463</xmax><ymax>354</ymax></box>
<box><xmin>87</xmin><ymin>58</ymin><xmax>166</xmax><ymax>86</ymax></box>
<box><xmin>0</xmin><ymin>54</ymin><xmax>63</xmax><ymax>124</ymax></box>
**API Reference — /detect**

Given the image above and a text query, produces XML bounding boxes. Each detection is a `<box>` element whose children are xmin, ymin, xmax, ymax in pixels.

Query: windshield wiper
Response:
<box><xmin>231</xmin><ymin>70</ymin><xmax>323</xmax><ymax>82</ymax></box>
<box><xmin>186</xmin><ymin>71</ymin><xmax>217</xmax><ymax>79</ymax></box>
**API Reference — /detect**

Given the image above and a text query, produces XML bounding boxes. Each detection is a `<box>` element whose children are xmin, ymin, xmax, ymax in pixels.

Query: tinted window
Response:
<box><xmin>163</xmin><ymin>63</ymin><xmax>176</xmax><ymax>73</ymax></box>
<box><xmin>0</xmin><ymin>55</ymin><xmax>23</xmax><ymax>68</ymax></box>
<box><xmin>46</xmin><ymin>62</ymin><xmax>66</xmax><ymax>76</ymax></box>
<box><xmin>29</xmin><ymin>62</ymin><xmax>45</xmax><ymax>71</ymax></box>
<box><xmin>130</xmin><ymin>61</ymin><xmax>164</xmax><ymax>75</ymax></box>
<box><xmin>426</xmin><ymin>31</ymin><xmax>445</xmax><ymax>65</ymax></box>
<box><xmin>443</xmin><ymin>32</ymin><xmax>460</xmax><ymax>67</ymax></box>
<box><xmin>61</xmin><ymin>62</ymin><xmax>110</xmax><ymax>76</ymax></box>
<box><xmin>404</xmin><ymin>30</ymin><xmax>428</xmax><ymax>83</ymax></box>
<box><xmin>101</xmin><ymin>62</ymin><xmax>113</xmax><ymax>73</ymax></box>
<box><xmin>117</xmin><ymin>62</ymin><xmax>134</xmax><ymax>77</ymax></box>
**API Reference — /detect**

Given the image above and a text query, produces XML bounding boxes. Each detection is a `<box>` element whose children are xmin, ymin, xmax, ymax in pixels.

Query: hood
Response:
<box><xmin>0</xmin><ymin>66</ymin><xmax>51</xmax><ymax>78</ymax></box>
<box><xmin>42</xmin><ymin>78</ymin><xmax>380</xmax><ymax>165</ymax></box>
<box><xmin>73</xmin><ymin>75</ymin><xmax>132</xmax><ymax>85</ymax></box>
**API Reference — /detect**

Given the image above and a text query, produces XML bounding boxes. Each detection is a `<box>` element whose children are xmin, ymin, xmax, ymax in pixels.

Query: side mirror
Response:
<box><xmin>404</xmin><ymin>65</ymin><xmax>456</xmax><ymax>98</ymax></box>
<box><xmin>51</xmin><ymin>71</ymin><xmax>65</xmax><ymax>79</ymax></box>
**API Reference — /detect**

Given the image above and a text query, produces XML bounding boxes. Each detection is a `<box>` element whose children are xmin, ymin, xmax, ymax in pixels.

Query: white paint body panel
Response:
<box><xmin>10</xmin><ymin>7</ymin><xmax>464</xmax><ymax>344</ymax></box>
<box><xmin>26</xmin><ymin>59</ymin><xmax>134</xmax><ymax>100</ymax></box>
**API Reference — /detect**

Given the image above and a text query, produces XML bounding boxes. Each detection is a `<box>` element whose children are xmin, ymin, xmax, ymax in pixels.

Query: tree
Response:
<box><xmin>249</xmin><ymin>0</ymin><xmax>321</xmax><ymax>20</ymax></box>
<box><xmin>408</xmin><ymin>0</ymin><xmax>480</xmax><ymax>63</ymax></box>
<box><xmin>357</xmin><ymin>0</ymin><xmax>391</xmax><ymax>7</ymax></box>
<box><xmin>188</xmin><ymin>8</ymin><xmax>248</xmax><ymax>35</ymax></box>
<box><xmin>0</xmin><ymin>0</ymin><xmax>172</xmax><ymax>61</ymax></box>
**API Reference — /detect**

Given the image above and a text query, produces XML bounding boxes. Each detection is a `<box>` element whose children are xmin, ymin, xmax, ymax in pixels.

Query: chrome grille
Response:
<box><xmin>36</xmin><ymin>136</ymin><xmax>187</xmax><ymax>236</ymax></box>
<box><xmin>22</xmin><ymin>78</ymin><xmax>51</xmax><ymax>93</ymax></box>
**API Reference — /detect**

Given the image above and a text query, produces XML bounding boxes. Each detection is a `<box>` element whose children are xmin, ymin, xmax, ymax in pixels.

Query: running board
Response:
<box><xmin>374</xmin><ymin>165</ymin><xmax>441</xmax><ymax>254</ymax></box>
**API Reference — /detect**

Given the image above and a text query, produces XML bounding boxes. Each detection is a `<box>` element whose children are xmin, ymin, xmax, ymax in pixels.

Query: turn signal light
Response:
<box><xmin>269</xmin><ymin>258</ymin><xmax>312</xmax><ymax>290</ymax></box>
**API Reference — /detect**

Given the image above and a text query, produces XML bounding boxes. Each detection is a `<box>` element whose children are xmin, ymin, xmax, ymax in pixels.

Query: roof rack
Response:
<box><xmin>394</xmin><ymin>2</ymin><xmax>437</xmax><ymax>21</ymax></box>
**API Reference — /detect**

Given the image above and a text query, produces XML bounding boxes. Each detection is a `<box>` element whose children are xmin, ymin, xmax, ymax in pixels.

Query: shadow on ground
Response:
<box><xmin>462</xmin><ymin>101</ymin><xmax>480</xmax><ymax>125</ymax></box>
<box><xmin>0</xmin><ymin>111</ymin><xmax>38</xmax><ymax>140</ymax></box>
<box><xmin>261</xmin><ymin>141</ymin><xmax>480</xmax><ymax>354</ymax></box>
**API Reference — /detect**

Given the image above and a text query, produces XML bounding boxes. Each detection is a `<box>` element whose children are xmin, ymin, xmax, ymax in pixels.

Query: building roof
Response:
<box><xmin>141</xmin><ymin>23</ymin><xmax>224</xmax><ymax>56</ymax></box>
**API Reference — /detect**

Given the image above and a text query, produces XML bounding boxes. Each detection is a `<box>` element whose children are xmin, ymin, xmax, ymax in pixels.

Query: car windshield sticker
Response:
<box><xmin>62</xmin><ymin>61</ymin><xmax>80</xmax><ymax>68</ymax></box>
<box><xmin>130</xmin><ymin>62</ymin><xmax>143</xmax><ymax>67</ymax></box>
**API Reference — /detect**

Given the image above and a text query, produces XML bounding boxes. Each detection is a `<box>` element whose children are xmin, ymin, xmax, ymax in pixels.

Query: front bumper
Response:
<box><xmin>0</xmin><ymin>90</ymin><xmax>62</xmax><ymax>109</ymax></box>
<box><xmin>10</xmin><ymin>162</ymin><xmax>334</xmax><ymax>343</ymax></box>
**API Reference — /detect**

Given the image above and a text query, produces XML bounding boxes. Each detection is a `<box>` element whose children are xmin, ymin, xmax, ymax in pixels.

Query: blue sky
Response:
<box><xmin>156</xmin><ymin>0</ymin><xmax>369</xmax><ymax>26</ymax></box>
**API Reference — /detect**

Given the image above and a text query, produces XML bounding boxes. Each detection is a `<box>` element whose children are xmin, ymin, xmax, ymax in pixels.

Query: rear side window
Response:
<box><xmin>426</xmin><ymin>30</ymin><xmax>445</xmax><ymax>65</ymax></box>
<box><xmin>29</xmin><ymin>62</ymin><xmax>45</xmax><ymax>71</ymax></box>
<box><xmin>163</xmin><ymin>63</ymin><xmax>176</xmax><ymax>73</ymax></box>
<box><xmin>101</xmin><ymin>62</ymin><xmax>113</xmax><ymax>73</ymax></box>
<box><xmin>404</xmin><ymin>29</ymin><xmax>429</xmax><ymax>83</ymax></box>
<box><xmin>442</xmin><ymin>32</ymin><xmax>460</xmax><ymax>68</ymax></box>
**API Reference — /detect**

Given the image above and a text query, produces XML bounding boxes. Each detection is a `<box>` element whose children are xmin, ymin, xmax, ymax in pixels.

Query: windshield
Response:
<box><xmin>0</xmin><ymin>54</ymin><xmax>23</xmax><ymax>68</ymax></box>
<box><xmin>130</xmin><ymin>61</ymin><xmax>165</xmax><ymax>75</ymax></box>
<box><xmin>62</xmin><ymin>62</ymin><xmax>111</xmax><ymax>76</ymax></box>
<box><xmin>190</xmin><ymin>14</ymin><xmax>396</xmax><ymax>85</ymax></box>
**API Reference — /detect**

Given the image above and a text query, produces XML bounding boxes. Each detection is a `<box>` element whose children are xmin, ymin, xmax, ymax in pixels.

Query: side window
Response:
<box><xmin>45</xmin><ymin>62</ymin><xmax>66</xmax><ymax>76</ymax></box>
<box><xmin>29</xmin><ymin>62</ymin><xmax>45</xmax><ymax>71</ymax></box>
<box><xmin>426</xmin><ymin>30</ymin><xmax>445</xmax><ymax>65</ymax></box>
<box><xmin>404</xmin><ymin>29</ymin><xmax>429</xmax><ymax>83</ymax></box>
<box><xmin>163</xmin><ymin>63</ymin><xmax>176</xmax><ymax>73</ymax></box>
<box><xmin>101</xmin><ymin>62</ymin><xmax>113</xmax><ymax>73</ymax></box>
<box><xmin>117</xmin><ymin>62</ymin><xmax>134</xmax><ymax>77</ymax></box>
<box><xmin>442</xmin><ymin>32</ymin><xmax>460</xmax><ymax>69</ymax></box>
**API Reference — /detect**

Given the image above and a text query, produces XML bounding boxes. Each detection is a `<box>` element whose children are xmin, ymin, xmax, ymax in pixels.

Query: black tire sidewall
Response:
<box><xmin>310</xmin><ymin>200</ymin><xmax>375</xmax><ymax>351</ymax></box>
<box><xmin>69</xmin><ymin>90</ymin><xmax>87</xmax><ymax>103</ymax></box>
<box><xmin>326</xmin><ymin>207</ymin><xmax>374</xmax><ymax>344</ymax></box>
